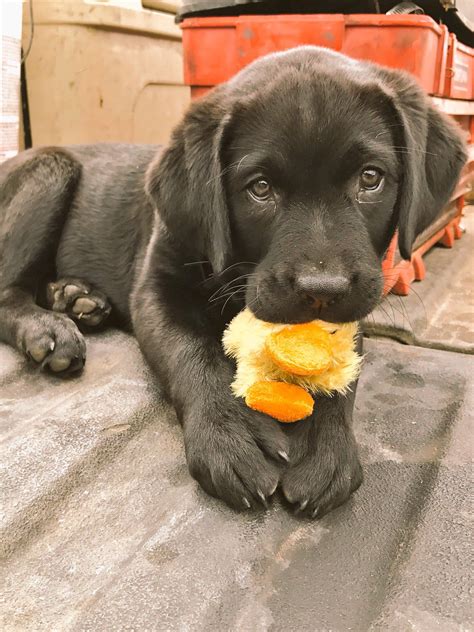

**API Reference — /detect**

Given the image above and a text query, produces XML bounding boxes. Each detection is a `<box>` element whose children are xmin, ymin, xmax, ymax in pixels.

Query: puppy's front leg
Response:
<box><xmin>131</xmin><ymin>268</ymin><xmax>289</xmax><ymax>511</ymax></box>
<box><xmin>282</xmin><ymin>335</ymin><xmax>364</xmax><ymax>518</ymax></box>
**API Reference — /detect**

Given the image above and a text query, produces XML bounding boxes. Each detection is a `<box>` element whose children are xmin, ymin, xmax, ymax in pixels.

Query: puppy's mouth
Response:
<box><xmin>301</xmin><ymin>294</ymin><xmax>339</xmax><ymax>316</ymax></box>
<box><xmin>245</xmin><ymin>276</ymin><xmax>383</xmax><ymax>324</ymax></box>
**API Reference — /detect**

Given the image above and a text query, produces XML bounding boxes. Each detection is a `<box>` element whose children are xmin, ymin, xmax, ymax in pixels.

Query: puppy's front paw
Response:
<box><xmin>184</xmin><ymin>397</ymin><xmax>289</xmax><ymax>511</ymax></box>
<box><xmin>282</xmin><ymin>422</ymin><xmax>362</xmax><ymax>518</ymax></box>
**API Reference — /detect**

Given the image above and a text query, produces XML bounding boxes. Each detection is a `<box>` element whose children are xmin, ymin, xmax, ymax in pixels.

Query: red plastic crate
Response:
<box><xmin>181</xmin><ymin>14</ymin><xmax>453</xmax><ymax>98</ymax></box>
<box><xmin>444</xmin><ymin>33</ymin><xmax>474</xmax><ymax>100</ymax></box>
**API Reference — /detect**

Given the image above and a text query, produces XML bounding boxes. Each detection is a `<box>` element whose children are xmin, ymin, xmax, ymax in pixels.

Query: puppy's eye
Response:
<box><xmin>248</xmin><ymin>178</ymin><xmax>271</xmax><ymax>201</ymax></box>
<box><xmin>359</xmin><ymin>167</ymin><xmax>384</xmax><ymax>191</ymax></box>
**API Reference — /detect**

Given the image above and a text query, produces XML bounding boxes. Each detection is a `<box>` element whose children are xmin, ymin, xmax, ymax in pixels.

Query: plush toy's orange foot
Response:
<box><xmin>246</xmin><ymin>381</ymin><xmax>314</xmax><ymax>423</ymax></box>
<box><xmin>266</xmin><ymin>322</ymin><xmax>333</xmax><ymax>376</ymax></box>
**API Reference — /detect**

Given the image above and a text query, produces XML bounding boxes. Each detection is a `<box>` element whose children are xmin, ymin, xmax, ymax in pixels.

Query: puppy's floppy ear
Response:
<box><xmin>379</xmin><ymin>71</ymin><xmax>467</xmax><ymax>260</ymax></box>
<box><xmin>146</xmin><ymin>89</ymin><xmax>233</xmax><ymax>273</ymax></box>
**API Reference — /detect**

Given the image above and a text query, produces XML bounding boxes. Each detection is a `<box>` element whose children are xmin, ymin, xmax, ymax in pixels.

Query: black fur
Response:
<box><xmin>0</xmin><ymin>47</ymin><xmax>466</xmax><ymax>516</ymax></box>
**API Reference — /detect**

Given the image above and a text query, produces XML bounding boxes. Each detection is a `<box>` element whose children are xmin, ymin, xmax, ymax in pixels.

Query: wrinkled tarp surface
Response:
<box><xmin>1</xmin><ymin>212</ymin><xmax>473</xmax><ymax>632</ymax></box>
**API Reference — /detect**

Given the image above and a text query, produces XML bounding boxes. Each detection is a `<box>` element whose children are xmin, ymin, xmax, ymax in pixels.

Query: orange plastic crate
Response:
<box><xmin>444</xmin><ymin>33</ymin><xmax>474</xmax><ymax>100</ymax></box>
<box><xmin>181</xmin><ymin>14</ymin><xmax>454</xmax><ymax>98</ymax></box>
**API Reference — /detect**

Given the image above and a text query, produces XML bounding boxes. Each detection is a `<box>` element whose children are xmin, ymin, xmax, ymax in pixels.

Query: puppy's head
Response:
<box><xmin>147</xmin><ymin>46</ymin><xmax>467</xmax><ymax>324</ymax></box>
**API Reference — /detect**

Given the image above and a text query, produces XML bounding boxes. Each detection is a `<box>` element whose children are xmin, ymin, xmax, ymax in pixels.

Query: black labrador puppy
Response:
<box><xmin>0</xmin><ymin>47</ymin><xmax>466</xmax><ymax>517</ymax></box>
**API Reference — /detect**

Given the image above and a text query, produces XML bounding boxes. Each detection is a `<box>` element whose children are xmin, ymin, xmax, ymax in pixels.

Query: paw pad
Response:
<box><xmin>47</xmin><ymin>279</ymin><xmax>111</xmax><ymax>327</ymax></box>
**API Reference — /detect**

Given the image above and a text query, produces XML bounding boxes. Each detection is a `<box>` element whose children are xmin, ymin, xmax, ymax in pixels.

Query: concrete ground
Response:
<box><xmin>1</xmin><ymin>211</ymin><xmax>473</xmax><ymax>632</ymax></box>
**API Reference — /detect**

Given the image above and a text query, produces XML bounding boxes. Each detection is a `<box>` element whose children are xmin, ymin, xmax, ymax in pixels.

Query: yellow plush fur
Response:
<box><xmin>222</xmin><ymin>308</ymin><xmax>361</xmax><ymax>400</ymax></box>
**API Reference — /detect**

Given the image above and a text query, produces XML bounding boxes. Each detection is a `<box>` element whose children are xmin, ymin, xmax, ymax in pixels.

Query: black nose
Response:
<box><xmin>295</xmin><ymin>274</ymin><xmax>350</xmax><ymax>310</ymax></box>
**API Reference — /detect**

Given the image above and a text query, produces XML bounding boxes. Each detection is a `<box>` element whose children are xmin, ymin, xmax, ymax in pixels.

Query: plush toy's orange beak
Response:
<box><xmin>265</xmin><ymin>323</ymin><xmax>333</xmax><ymax>376</ymax></box>
<box><xmin>246</xmin><ymin>381</ymin><xmax>314</xmax><ymax>423</ymax></box>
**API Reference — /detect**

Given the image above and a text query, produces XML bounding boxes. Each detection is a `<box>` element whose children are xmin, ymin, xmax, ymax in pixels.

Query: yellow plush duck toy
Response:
<box><xmin>223</xmin><ymin>308</ymin><xmax>361</xmax><ymax>423</ymax></box>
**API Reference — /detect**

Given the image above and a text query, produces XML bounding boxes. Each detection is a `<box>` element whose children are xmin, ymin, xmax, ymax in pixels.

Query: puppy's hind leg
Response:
<box><xmin>0</xmin><ymin>148</ymin><xmax>86</xmax><ymax>375</ymax></box>
<box><xmin>45</xmin><ymin>278</ymin><xmax>112</xmax><ymax>328</ymax></box>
